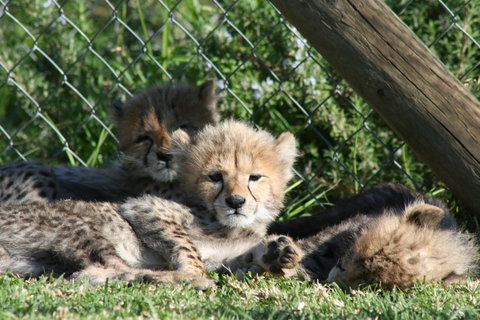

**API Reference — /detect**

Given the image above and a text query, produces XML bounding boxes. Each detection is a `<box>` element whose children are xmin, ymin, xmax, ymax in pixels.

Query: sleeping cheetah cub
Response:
<box><xmin>0</xmin><ymin>120</ymin><xmax>297</xmax><ymax>288</ymax></box>
<box><xmin>253</xmin><ymin>199</ymin><xmax>478</xmax><ymax>289</ymax></box>
<box><xmin>0</xmin><ymin>80</ymin><xmax>219</xmax><ymax>205</ymax></box>
<box><xmin>268</xmin><ymin>182</ymin><xmax>445</xmax><ymax>239</ymax></box>
<box><xmin>326</xmin><ymin>202</ymin><xmax>478</xmax><ymax>289</ymax></box>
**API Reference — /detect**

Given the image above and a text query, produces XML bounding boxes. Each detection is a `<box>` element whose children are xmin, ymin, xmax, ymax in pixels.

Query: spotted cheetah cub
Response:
<box><xmin>119</xmin><ymin>120</ymin><xmax>297</xmax><ymax>274</ymax></box>
<box><xmin>0</xmin><ymin>120</ymin><xmax>297</xmax><ymax>288</ymax></box>
<box><xmin>0</xmin><ymin>80</ymin><xmax>219</xmax><ymax>205</ymax></box>
<box><xmin>254</xmin><ymin>200</ymin><xmax>478</xmax><ymax>289</ymax></box>
<box><xmin>326</xmin><ymin>202</ymin><xmax>478</xmax><ymax>289</ymax></box>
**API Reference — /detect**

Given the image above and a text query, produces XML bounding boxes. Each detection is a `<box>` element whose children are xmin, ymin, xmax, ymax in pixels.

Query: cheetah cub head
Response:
<box><xmin>328</xmin><ymin>202</ymin><xmax>478</xmax><ymax>289</ymax></box>
<box><xmin>176</xmin><ymin>120</ymin><xmax>297</xmax><ymax>229</ymax></box>
<box><xmin>108</xmin><ymin>80</ymin><xmax>219</xmax><ymax>182</ymax></box>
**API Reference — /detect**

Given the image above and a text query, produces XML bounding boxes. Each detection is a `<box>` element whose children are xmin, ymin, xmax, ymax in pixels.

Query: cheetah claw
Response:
<box><xmin>262</xmin><ymin>235</ymin><xmax>301</xmax><ymax>275</ymax></box>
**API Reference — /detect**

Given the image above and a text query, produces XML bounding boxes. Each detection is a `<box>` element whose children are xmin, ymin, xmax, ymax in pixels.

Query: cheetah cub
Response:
<box><xmin>0</xmin><ymin>120</ymin><xmax>297</xmax><ymax>288</ymax></box>
<box><xmin>268</xmin><ymin>182</ymin><xmax>446</xmax><ymax>239</ymax></box>
<box><xmin>115</xmin><ymin>120</ymin><xmax>298</xmax><ymax>275</ymax></box>
<box><xmin>254</xmin><ymin>199</ymin><xmax>478</xmax><ymax>289</ymax></box>
<box><xmin>0</xmin><ymin>80</ymin><xmax>219</xmax><ymax>205</ymax></box>
<box><xmin>326</xmin><ymin>202</ymin><xmax>478</xmax><ymax>289</ymax></box>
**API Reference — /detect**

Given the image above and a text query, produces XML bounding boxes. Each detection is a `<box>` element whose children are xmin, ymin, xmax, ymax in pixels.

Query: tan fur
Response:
<box><xmin>252</xmin><ymin>200</ymin><xmax>478</xmax><ymax>289</ymax></box>
<box><xmin>327</xmin><ymin>202</ymin><xmax>478</xmax><ymax>289</ymax></box>
<box><xmin>0</xmin><ymin>80</ymin><xmax>219</xmax><ymax>204</ymax></box>
<box><xmin>119</xmin><ymin>120</ymin><xmax>298</xmax><ymax>273</ymax></box>
<box><xmin>0</xmin><ymin>121</ymin><xmax>297</xmax><ymax>289</ymax></box>
<box><xmin>268</xmin><ymin>182</ymin><xmax>450</xmax><ymax>239</ymax></box>
<box><xmin>0</xmin><ymin>200</ymin><xmax>212</xmax><ymax>289</ymax></box>
<box><xmin>180</xmin><ymin>120</ymin><xmax>296</xmax><ymax>229</ymax></box>
<box><xmin>111</xmin><ymin>80</ymin><xmax>219</xmax><ymax>183</ymax></box>
<box><xmin>240</xmin><ymin>234</ymin><xmax>303</xmax><ymax>278</ymax></box>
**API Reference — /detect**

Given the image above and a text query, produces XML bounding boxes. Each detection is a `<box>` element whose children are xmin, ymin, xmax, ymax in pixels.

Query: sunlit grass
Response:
<box><xmin>0</xmin><ymin>273</ymin><xmax>478</xmax><ymax>319</ymax></box>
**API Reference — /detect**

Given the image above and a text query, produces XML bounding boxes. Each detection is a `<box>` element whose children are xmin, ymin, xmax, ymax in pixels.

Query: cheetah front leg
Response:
<box><xmin>234</xmin><ymin>235</ymin><xmax>303</xmax><ymax>279</ymax></box>
<box><xmin>118</xmin><ymin>196</ymin><xmax>207</xmax><ymax>278</ymax></box>
<box><xmin>72</xmin><ymin>256</ymin><xmax>214</xmax><ymax>290</ymax></box>
<box><xmin>64</xmin><ymin>223</ymin><xmax>213</xmax><ymax>289</ymax></box>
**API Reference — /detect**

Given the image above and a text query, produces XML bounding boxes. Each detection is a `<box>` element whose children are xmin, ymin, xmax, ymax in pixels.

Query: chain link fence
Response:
<box><xmin>0</xmin><ymin>0</ymin><xmax>479</xmax><ymax>216</ymax></box>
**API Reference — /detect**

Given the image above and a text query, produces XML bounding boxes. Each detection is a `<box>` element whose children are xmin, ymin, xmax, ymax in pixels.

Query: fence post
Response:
<box><xmin>270</xmin><ymin>0</ymin><xmax>480</xmax><ymax>217</ymax></box>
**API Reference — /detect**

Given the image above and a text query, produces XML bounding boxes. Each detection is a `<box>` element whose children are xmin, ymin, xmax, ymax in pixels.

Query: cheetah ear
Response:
<box><xmin>274</xmin><ymin>132</ymin><xmax>297</xmax><ymax>179</ymax></box>
<box><xmin>406</xmin><ymin>203</ymin><xmax>447</xmax><ymax>229</ymax></box>
<box><xmin>107</xmin><ymin>99</ymin><xmax>124</xmax><ymax>123</ymax></box>
<box><xmin>198</xmin><ymin>79</ymin><xmax>220</xmax><ymax>123</ymax></box>
<box><xmin>170</xmin><ymin>129</ymin><xmax>191</xmax><ymax>155</ymax></box>
<box><xmin>198</xmin><ymin>79</ymin><xmax>217</xmax><ymax>103</ymax></box>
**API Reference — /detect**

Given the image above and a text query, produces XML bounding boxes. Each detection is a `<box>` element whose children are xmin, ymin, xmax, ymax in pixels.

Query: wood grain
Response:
<box><xmin>271</xmin><ymin>0</ymin><xmax>480</xmax><ymax>216</ymax></box>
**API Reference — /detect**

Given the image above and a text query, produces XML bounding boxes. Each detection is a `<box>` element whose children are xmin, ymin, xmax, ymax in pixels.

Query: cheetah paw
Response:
<box><xmin>261</xmin><ymin>235</ymin><xmax>302</xmax><ymax>275</ymax></box>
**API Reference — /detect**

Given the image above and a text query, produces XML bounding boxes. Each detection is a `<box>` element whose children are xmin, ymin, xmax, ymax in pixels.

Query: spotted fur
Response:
<box><xmin>259</xmin><ymin>193</ymin><xmax>478</xmax><ymax>289</ymax></box>
<box><xmin>119</xmin><ymin>120</ymin><xmax>297</xmax><ymax>274</ymax></box>
<box><xmin>0</xmin><ymin>121</ymin><xmax>297</xmax><ymax>288</ymax></box>
<box><xmin>0</xmin><ymin>80</ymin><xmax>219</xmax><ymax>205</ymax></box>
<box><xmin>268</xmin><ymin>182</ymin><xmax>446</xmax><ymax>239</ymax></box>
<box><xmin>325</xmin><ymin>202</ymin><xmax>478</xmax><ymax>289</ymax></box>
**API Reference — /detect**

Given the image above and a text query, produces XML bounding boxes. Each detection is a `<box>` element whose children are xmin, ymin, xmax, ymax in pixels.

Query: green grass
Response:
<box><xmin>0</xmin><ymin>274</ymin><xmax>478</xmax><ymax>319</ymax></box>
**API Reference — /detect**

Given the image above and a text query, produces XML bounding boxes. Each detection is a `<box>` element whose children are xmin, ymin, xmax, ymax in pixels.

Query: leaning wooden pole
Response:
<box><xmin>271</xmin><ymin>0</ymin><xmax>480</xmax><ymax>217</ymax></box>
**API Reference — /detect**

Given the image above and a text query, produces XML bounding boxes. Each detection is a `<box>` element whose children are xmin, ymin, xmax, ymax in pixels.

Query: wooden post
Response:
<box><xmin>270</xmin><ymin>0</ymin><xmax>480</xmax><ymax>217</ymax></box>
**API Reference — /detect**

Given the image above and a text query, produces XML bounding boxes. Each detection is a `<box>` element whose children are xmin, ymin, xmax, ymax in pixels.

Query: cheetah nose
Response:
<box><xmin>157</xmin><ymin>152</ymin><xmax>173</xmax><ymax>162</ymax></box>
<box><xmin>225</xmin><ymin>195</ymin><xmax>246</xmax><ymax>209</ymax></box>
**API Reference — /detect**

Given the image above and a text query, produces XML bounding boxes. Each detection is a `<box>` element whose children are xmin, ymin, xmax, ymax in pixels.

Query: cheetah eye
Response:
<box><xmin>179</xmin><ymin>123</ymin><xmax>191</xmax><ymax>130</ymax></box>
<box><xmin>136</xmin><ymin>135</ymin><xmax>153</xmax><ymax>144</ymax></box>
<box><xmin>249</xmin><ymin>174</ymin><xmax>262</xmax><ymax>182</ymax></box>
<box><xmin>208</xmin><ymin>172</ymin><xmax>223</xmax><ymax>183</ymax></box>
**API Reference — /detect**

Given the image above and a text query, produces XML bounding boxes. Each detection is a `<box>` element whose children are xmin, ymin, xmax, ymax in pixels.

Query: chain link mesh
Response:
<box><xmin>0</xmin><ymin>0</ymin><xmax>478</xmax><ymax>215</ymax></box>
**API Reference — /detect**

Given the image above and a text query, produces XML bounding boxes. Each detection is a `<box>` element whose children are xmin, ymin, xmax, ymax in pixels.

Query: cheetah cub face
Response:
<box><xmin>328</xmin><ymin>203</ymin><xmax>478</xmax><ymax>289</ymax></box>
<box><xmin>178</xmin><ymin>120</ymin><xmax>297</xmax><ymax>228</ymax></box>
<box><xmin>109</xmin><ymin>80</ymin><xmax>219</xmax><ymax>182</ymax></box>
